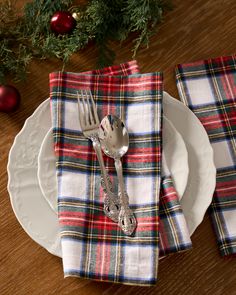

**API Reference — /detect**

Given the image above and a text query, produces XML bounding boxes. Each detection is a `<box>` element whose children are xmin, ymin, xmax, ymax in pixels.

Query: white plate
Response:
<box><xmin>7</xmin><ymin>92</ymin><xmax>216</xmax><ymax>257</ymax></box>
<box><xmin>37</xmin><ymin>116</ymin><xmax>189</xmax><ymax>213</ymax></box>
<box><xmin>164</xmin><ymin>92</ymin><xmax>216</xmax><ymax>235</ymax></box>
<box><xmin>162</xmin><ymin>117</ymin><xmax>189</xmax><ymax>200</ymax></box>
<box><xmin>38</xmin><ymin>128</ymin><xmax>58</xmax><ymax>212</ymax></box>
<box><xmin>7</xmin><ymin>100</ymin><xmax>62</xmax><ymax>256</ymax></box>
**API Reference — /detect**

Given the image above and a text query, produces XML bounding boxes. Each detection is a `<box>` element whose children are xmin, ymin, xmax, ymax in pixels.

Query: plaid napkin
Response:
<box><xmin>159</xmin><ymin>155</ymin><xmax>192</xmax><ymax>256</ymax></box>
<box><xmin>176</xmin><ymin>55</ymin><xmax>236</xmax><ymax>256</ymax></box>
<box><xmin>50</xmin><ymin>63</ymin><xmax>162</xmax><ymax>285</ymax></box>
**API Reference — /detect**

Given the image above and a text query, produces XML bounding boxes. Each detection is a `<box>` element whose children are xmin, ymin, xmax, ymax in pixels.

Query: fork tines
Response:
<box><xmin>77</xmin><ymin>90</ymin><xmax>100</xmax><ymax>129</ymax></box>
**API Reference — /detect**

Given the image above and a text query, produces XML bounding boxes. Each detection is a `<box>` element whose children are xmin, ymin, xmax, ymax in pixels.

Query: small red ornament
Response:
<box><xmin>50</xmin><ymin>11</ymin><xmax>76</xmax><ymax>35</ymax></box>
<box><xmin>0</xmin><ymin>85</ymin><xmax>21</xmax><ymax>113</ymax></box>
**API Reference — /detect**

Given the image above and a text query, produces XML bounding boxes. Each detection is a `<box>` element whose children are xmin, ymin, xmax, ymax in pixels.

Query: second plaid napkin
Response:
<box><xmin>176</xmin><ymin>55</ymin><xmax>236</xmax><ymax>256</ymax></box>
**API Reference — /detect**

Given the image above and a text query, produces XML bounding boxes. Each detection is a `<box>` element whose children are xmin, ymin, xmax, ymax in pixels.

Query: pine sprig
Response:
<box><xmin>0</xmin><ymin>0</ymin><xmax>171</xmax><ymax>84</ymax></box>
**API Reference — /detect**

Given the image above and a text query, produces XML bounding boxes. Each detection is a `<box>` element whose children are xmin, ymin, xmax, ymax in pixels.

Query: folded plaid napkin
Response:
<box><xmin>159</xmin><ymin>155</ymin><xmax>192</xmax><ymax>256</ymax></box>
<box><xmin>176</xmin><ymin>55</ymin><xmax>236</xmax><ymax>256</ymax></box>
<box><xmin>50</xmin><ymin>63</ymin><xmax>162</xmax><ymax>285</ymax></box>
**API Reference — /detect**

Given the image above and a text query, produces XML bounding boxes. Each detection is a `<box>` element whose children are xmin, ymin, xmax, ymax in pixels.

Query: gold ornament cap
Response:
<box><xmin>72</xmin><ymin>12</ymin><xmax>80</xmax><ymax>21</ymax></box>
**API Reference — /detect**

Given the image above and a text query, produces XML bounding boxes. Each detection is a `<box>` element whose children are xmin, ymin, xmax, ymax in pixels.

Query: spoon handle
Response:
<box><xmin>114</xmin><ymin>159</ymin><xmax>127</xmax><ymax>206</ymax></box>
<box><xmin>114</xmin><ymin>159</ymin><xmax>137</xmax><ymax>235</ymax></box>
<box><xmin>92</xmin><ymin>139</ymin><xmax>120</xmax><ymax>222</ymax></box>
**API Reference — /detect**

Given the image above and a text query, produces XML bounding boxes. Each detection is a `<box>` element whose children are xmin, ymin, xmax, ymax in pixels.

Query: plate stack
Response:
<box><xmin>7</xmin><ymin>92</ymin><xmax>216</xmax><ymax>257</ymax></box>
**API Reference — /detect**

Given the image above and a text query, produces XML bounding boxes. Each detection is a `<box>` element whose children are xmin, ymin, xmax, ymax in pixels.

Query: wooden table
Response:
<box><xmin>1</xmin><ymin>0</ymin><xmax>236</xmax><ymax>294</ymax></box>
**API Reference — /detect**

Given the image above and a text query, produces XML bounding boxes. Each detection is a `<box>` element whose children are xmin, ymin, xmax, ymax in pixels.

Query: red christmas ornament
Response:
<box><xmin>0</xmin><ymin>85</ymin><xmax>21</xmax><ymax>113</ymax></box>
<box><xmin>50</xmin><ymin>11</ymin><xmax>76</xmax><ymax>35</ymax></box>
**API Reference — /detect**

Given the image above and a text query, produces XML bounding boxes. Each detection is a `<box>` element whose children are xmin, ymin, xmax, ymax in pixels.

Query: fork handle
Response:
<box><xmin>92</xmin><ymin>138</ymin><xmax>120</xmax><ymax>223</ymax></box>
<box><xmin>92</xmin><ymin>139</ymin><xmax>112</xmax><ymax>194</ymax></box>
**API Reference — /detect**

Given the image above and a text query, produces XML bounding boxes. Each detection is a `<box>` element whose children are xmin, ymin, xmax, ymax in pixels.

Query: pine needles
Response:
<box><xmin>0</xmin><ymin>0</ymin><xmax>171</xmax><ymax>84</ymax></box>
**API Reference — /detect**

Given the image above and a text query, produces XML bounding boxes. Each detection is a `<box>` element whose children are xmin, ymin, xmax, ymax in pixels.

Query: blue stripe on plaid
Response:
<box><xmin>64</xmin><ymin>269</ymin><xmax>158</xmax><ymax>285</ymax></box>
<box><xmin>53</xmin><ymin>126</ymin><xmax>162</xmax><ymax>137</ymax></box>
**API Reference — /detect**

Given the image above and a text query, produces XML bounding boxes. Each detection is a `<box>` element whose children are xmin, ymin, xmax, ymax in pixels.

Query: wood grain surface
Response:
<box><xmin>0</xmin><ymin>0</ymin><xmax>236</xmax><ymax>294</ymax></box>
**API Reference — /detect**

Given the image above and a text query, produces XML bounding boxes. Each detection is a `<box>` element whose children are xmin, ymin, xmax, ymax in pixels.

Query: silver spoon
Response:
<box><xmin>99</xmin><ymin>115</ymin><xmax>137</xmax><ymax>235</ymax></box>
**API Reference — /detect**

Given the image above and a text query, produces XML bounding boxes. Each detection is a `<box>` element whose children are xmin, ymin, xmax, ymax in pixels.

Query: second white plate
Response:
<box><xmin>164</xmin><ymin>92</ymin><xmax>216</xmax><ymax>234</ymax></box>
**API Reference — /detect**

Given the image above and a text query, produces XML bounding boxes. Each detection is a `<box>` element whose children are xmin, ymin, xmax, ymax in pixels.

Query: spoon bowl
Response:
<box><xmin>99</xmin><ymin>114</ymin><xmax>129</xmax><ymax>159</ymax></box>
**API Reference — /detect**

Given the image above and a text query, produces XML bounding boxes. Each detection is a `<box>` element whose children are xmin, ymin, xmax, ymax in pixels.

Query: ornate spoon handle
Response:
<box><xmin>114</xmin><ymin>158</ymin><xmax>137</xmax><ymax>235</ymax></box>
<box><xmin>92</xmin><ymin>138</ymin><xmax>120</xmax><ymax>222</ymax></box>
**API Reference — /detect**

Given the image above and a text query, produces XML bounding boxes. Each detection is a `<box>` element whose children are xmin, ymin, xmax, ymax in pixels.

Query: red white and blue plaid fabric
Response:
<box><xmin>159</xmin><ymin>176</ymin><xmax>192</xmax><ymax>256</ymax></box>
<box><xmin>50</xmin><ymin>62</ymin><xmax>162</xmax><ymax>285</ymax></box>
<box><xmin>176</xmin><ymin>55</ymin><xmax>236</xmax><ymax>256</ymax></box>
<box><xmin>159</xmin><ymin>156</ymin><xmax>192</xmax><ymax>256</ymax></box>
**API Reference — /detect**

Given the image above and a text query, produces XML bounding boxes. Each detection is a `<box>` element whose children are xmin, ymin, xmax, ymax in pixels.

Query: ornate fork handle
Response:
<box><xmin>91</xmin><ymin>136</ymin><xmax>120</xmax><ymax>222</ymax></box>
<box><xmin>100</xmin><ymin>171</ymin><xmax>113</xmax><ymax>193</ymax></box>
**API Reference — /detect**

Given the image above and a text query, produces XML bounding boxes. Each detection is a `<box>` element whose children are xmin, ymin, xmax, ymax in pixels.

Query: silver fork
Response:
<box><xmin>77</xmin><ymin>90</ymin><xmax>120</xmax><ymax>222</ymax></box>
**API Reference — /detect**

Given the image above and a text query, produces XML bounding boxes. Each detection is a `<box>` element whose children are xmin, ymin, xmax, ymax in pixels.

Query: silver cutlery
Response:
<box><xmin>99</xmin><ymin>114</ymin><xmax>137</xmax><ymax>235</ymax></box>
<box><xmin>77</xmin><ymin>90</ymin><xmax>120</xmax><ymax>222</ymax></box>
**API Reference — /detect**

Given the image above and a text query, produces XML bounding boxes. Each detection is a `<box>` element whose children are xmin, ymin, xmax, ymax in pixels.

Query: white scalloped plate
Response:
<box><xmin>7</xmin><ymin>92</ymin><xmax>216</xmax><ymax>257</ymax></box>
<box><xmin>164</xmin><ymin>92</ymin><xmax>216</xmax><ymax>234</ymax></box>
<box><xmin>7</xmin><ymin>99</ymin><xmax>62</xmax><ymax>256</ymax></box>
<box><xmin>37</xmin><ymin>116</ymin><xmax>189</xmax><ymax>213</ymax></box>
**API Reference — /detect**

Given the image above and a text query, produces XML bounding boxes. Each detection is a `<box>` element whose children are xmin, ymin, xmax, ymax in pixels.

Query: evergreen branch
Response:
<box><xmin>0</xmin><ymin>0</ymin><xmax>171</xmax><ymax>84</ymax></box>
